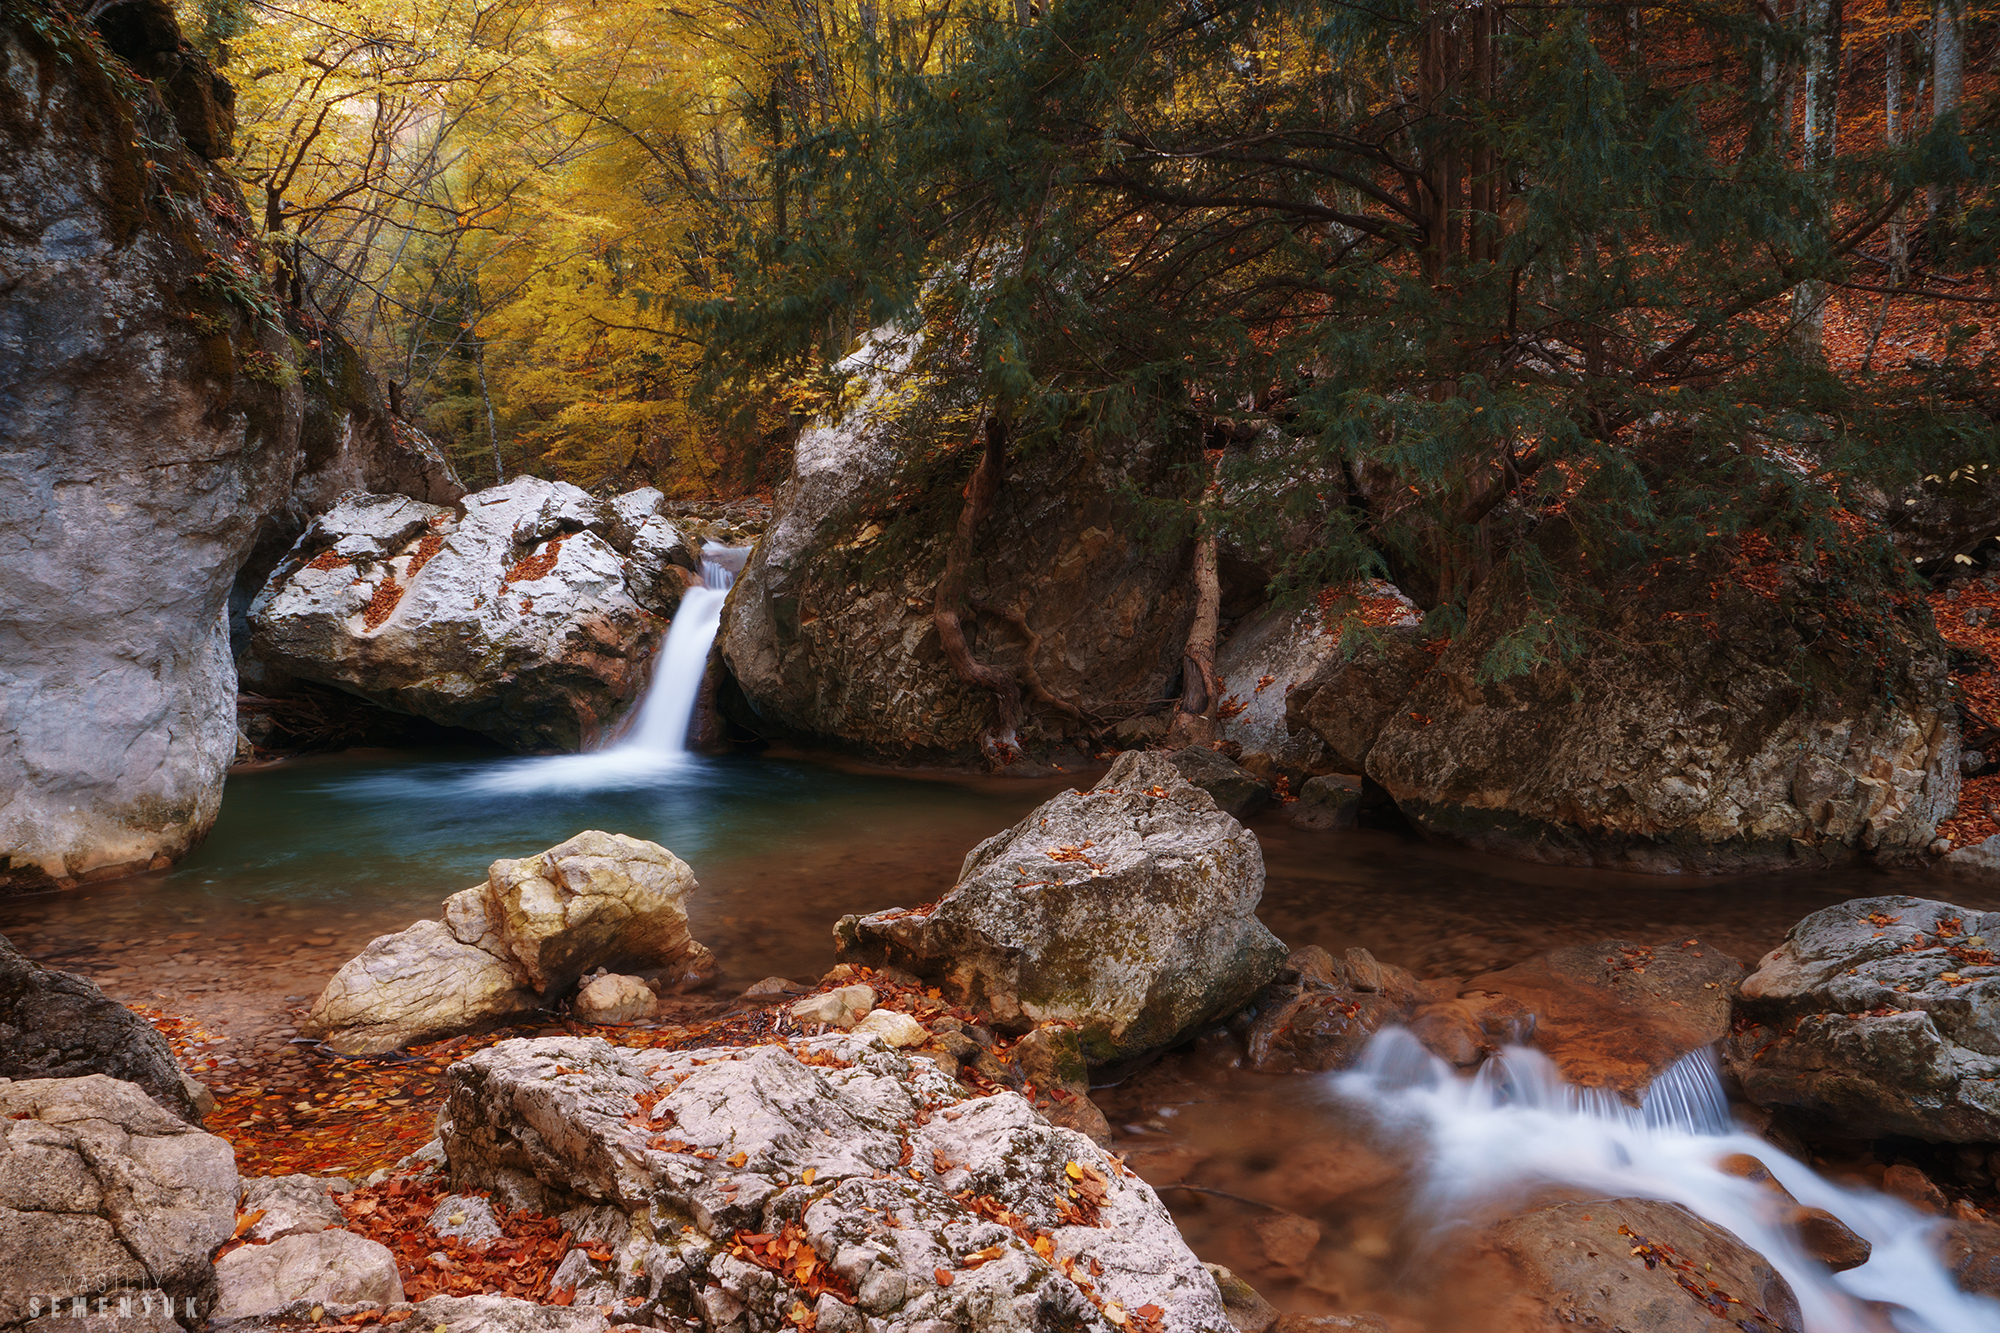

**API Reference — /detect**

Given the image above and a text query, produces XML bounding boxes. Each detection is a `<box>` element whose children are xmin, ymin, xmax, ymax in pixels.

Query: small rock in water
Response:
<box><xmin>1252</xmin><ymin>1210</ymin><xmax>1322</xmax><ymax>1269</ymax></box>
<box><xmin>1202</xmin><ymin>1263</ymin><xmax>1278</xmax><ymax>1333</ymax></box>
<box><xmin>1883</xmin><ymin>1163</ymin><xmax>1948</xmax><ymax>1215</ymax></box>
<box><xmin>574</xmin><ymin>973</ymin><xmax>657</xmax><ymax>1025</ymax></box>
<box><xmin>851</xmin><ymin>1008</ymin><xmax>928</xmax><ymax>1047</ymax></box>
<box><xmin>1287</xmin><ymin>775</ymin><xmax>1360</xmax><ymax>831</ymax></box>
<box><xmin>741</xmin><ymin>975</ymin><xmax>805</xmax><ymax>999</ymax></box>
<box><xmin>789</xmin><ymin>983</ymin><xmax>874</xmax><ymax>1029</ymax></box>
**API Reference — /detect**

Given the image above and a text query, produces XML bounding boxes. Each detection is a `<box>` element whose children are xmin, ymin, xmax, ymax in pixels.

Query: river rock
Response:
<box><xmin>1245</xmin><ymin>948</ymin><xmax>1425</xmax><ymax>1074</ymax></box>
<box><xmin>434</xmin><ymin>1032</ymin><xmax>1232</xmax><ymax>1333</ymax></box>
<box><xmin>0</xmin><ymin>934</ymin><xmax>204</xmax><ymax>1122</ymax></box>
<box><xmin>1207</xmin><ymin>605</ymin><xmax>1342</xmax><ymax>774</ymax></box>
<box><xmin>1725</xmin><ymin>895</ymin><xmax>2000</xmax><ymax>1140</ymax></box>
<box><xmin>791</xmin><ymin>984</ymin><xmax>875</xmax><ymax>1029</ymax></box>
<box><xmin>0</xmin><ymin>0</ymin><xmax>463</xmax><ymax>892</ymax></box>
<box><xmin>247</xmin><ymin>478</ymin><xmax>705</xmax><ymax>752</ymax></box>
<box><xmin>0</xmin><ymin>1074</ymin><xmax>238</xmax><ymax>1328</ymax></box>
<box><xmin>300</xmin><ymin>831</ymin><xmax>712</xmax><ymax>1055</ymax></box>
<box><xmin>1442</xmin><ymin>938</ymin><xmax>1745</xmax><ymax>1102</ymax></box>
<box><xmin>574</xmin><ymin>973</ymin><xmax>658</xmax><ymax>1025</ymax></box>
<box><xmin>835</xmin><ymin>751</ymin><xmax>1286</xmax><ymax>1063</ymax></box>
<box><xmin>1166</xmin><ymin>747</ymin><xmax>1273</xmax><ymax>820</ymax></box>
<box><xmin>212</xmin><ymin>1230</ymin><xmax>404</xmax><ymax>1320</ymax></box>
<box><xmin>721</xmin><ymin>333</ymin><xmax>1199</xmax><ymax>765</ymax></box>
<box><xmin>1283</xmin><ymin>627</ymin><xmax>1433</xmax><ymax>776</ymax></box>
<box><xmin>1287</xmin><ymin>776</ymin><xmax>1360</xmax><ymax>831</ymax></box>
<box><xmin>239</xmin><ymin>1175</ymin><xmax>352</xmax><ymax>1243</ymax></box>
<box><xmin>1365</xmin><ymin>526</ymin><xmax>1959</xmax><ymax>872</ymax></box>
<box><xmin>1477</xmin><ymin>1198</ymin><xmax>1802</xmax><ymax>1332</ymax></box>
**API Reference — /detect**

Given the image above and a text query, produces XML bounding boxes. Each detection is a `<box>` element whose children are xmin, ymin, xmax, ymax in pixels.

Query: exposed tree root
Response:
<box><xmin>972</xmin><ymin>599</ymin><xmax>1084</xmax><ymax>726</ymax></box>
<box><xmin>935</xmin><ymin>414</ymin><xmax>1025</xmax><ymax>760</ymax></box>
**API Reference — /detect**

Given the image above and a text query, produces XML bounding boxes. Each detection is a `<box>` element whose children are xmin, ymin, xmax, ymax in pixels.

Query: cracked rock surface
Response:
<box><xmin>0</xmin><ymin>1075</ymin><xmax>237</xmax><ymax>1330</ymax></box>
<box><xmin>836</xmin><ymin>751</ymin><xmax>1285</xmax><ymax>1064</ymax></box>
<box><xmin>1726</xmin><ymin>895</ymin><xmax>2000</xmax><ymax>1140</ymax></box>
<box><xmin>246</xmin><ymin>479</ymin><xmax>705</xmax><ymax>752</ymax></box>
<box><xmin>435</xmin><ymin>1032</ymin><xmax>1232</xmax><ymax>1333</ymax></box>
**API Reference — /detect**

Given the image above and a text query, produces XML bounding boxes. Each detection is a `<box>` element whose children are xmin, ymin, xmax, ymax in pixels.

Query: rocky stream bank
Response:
<box><xmin>8</xmin><ymin>755</ymin><xmax>2000</xmax><ymax>1333</ymax></box>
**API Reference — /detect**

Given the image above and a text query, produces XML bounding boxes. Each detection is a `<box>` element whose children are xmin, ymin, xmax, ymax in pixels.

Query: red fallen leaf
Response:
<box><xmin>549</xmin><ymin>1288</ymin><xmax>576</xmax><ymax>1306</ymax></box>
<box><xmin>231</xmin><ymin>1209</ymin><xmax>267</xmax><ymax>1239</ymax></box>
<box><xmin>934</xmin><ymin>1269</ymin><xmax>954</xmax><ymax>1287</ymax></box>
<box><xmin>1136</xmin><ymin>1306</ymin><xmax>1164</xmax><ymax>1320</ymax></box>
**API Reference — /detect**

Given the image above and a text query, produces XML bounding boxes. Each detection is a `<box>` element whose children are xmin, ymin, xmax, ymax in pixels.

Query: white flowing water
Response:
<box><xmin>1331</xmin><ymin>1029</ymin><xmax>2000</xmax><ymax>1333</ymax></box>
<box><xmin>467</xmin><ymin>543</ymin><xmax>749</xmax><ymax>792</ymax></box>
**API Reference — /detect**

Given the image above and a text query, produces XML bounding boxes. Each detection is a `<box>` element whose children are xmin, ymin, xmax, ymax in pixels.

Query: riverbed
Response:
<box><xmin>4</xmin><ymin>746</ymin><xmax>1996</xmax><ymax>1330</ymax></box>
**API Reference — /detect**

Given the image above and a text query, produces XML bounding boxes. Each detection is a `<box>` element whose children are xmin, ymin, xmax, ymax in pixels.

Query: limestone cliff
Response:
<box><xmin>0</xmin><ymin>0</ymin><xmax>460</xmax><ymax>891</ymax></box>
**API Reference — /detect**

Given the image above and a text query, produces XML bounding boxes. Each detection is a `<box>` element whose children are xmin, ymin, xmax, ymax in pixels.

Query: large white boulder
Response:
<box><xmin>435</xmin><ymin>1033</ymin><xmax>1233</xmax><ymax>1333</ymax></box>
<box><xmin>247</xmin><ymin>479</ymin><xmax>702</xmax><ymax>751</ymax></box>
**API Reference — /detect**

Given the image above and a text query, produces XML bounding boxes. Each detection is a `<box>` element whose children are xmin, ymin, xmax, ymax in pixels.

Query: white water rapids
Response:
<box><xmin>1330</xmin><ymin>1029</ymin><xmax>2000</xmax><ymax>1332</ymax></box>
<box><xmin>467</xmin><ymin>543</ymin><xmax>748</xmax><ymax>792</ymax></box>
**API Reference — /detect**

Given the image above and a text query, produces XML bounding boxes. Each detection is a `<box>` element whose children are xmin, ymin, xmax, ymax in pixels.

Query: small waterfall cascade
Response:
<box><xmin>1333</xmin><ymin>1030</ymin><xmax>2000</xmax><ymax>1333</ymax></box>
<box><xmin>618</xmin><ymin>543</ymin><xmax>748</xmax><ymax>758</ymax></box>
<box><xmin>466</xmin><ymin>543</ymin><xmax>748</xmax><ymax>792</ymax></box>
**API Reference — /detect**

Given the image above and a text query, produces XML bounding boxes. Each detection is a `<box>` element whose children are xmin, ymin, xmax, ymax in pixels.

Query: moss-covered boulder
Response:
<box><xmin>835</xmin><ymin>751</ymin><xmax>1286</xmax><ymax>1063</ymax></box>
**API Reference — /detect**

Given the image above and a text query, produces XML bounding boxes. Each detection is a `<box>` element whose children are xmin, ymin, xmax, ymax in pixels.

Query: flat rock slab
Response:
<box><xmin>434</xmin><ymin>1032</ymin><xmax>1234</xmax><ymax>1333</ymax></box>
<box><xmin>1726</xmin><ymin>894</ymin><xmax>2000</xmax><ymax>1140</ymax></box>
<box><xmin>836</xmin><ymin>751</ymin><xmax>1285</xmax><ymax>1064</ymax></box>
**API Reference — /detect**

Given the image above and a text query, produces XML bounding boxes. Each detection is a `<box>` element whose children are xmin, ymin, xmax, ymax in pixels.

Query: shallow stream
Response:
<box><xmin>5</xmin><ymin>746</ymin><xmax>1999</xmax><ymax>1330</ymax></box>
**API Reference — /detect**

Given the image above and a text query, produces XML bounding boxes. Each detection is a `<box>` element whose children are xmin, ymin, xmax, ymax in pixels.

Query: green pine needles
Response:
<box><xmin>694</xmin><ymin>0</ymin><xmax>1998</xmax><ymax>681</ymax></box>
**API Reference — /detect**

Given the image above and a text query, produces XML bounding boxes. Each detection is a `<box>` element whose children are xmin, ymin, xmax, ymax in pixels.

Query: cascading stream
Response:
<box><xmin>1331</xmin><ymin>1029</ymin><xmax>2000</xmax><ymax>1333</ymax></box>
<box><xmin>468</xmin><ymin>543</ymin><xmax>748</xmax><ymax>791</ymax></box>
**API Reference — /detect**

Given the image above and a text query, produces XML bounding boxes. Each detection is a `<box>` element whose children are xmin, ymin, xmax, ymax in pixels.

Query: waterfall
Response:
<box><xmin>1331</xmin><ymin>1029</ymin><xmax>2000</xmax><ymax>1333</ymax></box>
<box><xmin>467</xmin><ymin>543</ymin><xmax>748</xmax><ymax>791</ymax></box>
<box><xmin>617</xmin><ymin>543</ymin><xmax>747</xmax><ymax>758</ymax></box>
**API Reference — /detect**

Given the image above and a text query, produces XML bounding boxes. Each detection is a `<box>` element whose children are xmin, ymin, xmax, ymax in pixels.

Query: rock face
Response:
<box><xmin>1365</xmin><ymin>530</ymin><xmax>1959</xmax><ymax>872</ymax></box>
<box><xmin>301</xmin><ymin>831</ymin><xmax>713</xmax><ymax>1055</ymax></box>
<box><xmin>1207</xmin><ymin>605</ymin><xmax>1342</xmax><ymax>775</ymax></box>
<box><xmin>836</xmin><ymin>751</ymin><xmax>1286</xmax><ymax>1063</ymax></box>
<box><xmin>1479</xmin><ymin>1198</ymin><xmax>1802</xmax><ymax>1333</ymax></box>
<box><xmin>1283</xmin><ymin>628</ymin><xmax>1432</xmax><ymax>776</ymax></box>
<box><xmin>0</xmin><ymin>1075</ymin><xmax>238</xmax><ymax>1329</ymax></box>
<box><xmin>722</xmin><ymin>335</ymin><xmax>1199</xmax><ymax>764</ymax></box>
<box><xmin>1726</xmin><ymin>895</ymin><xmax>2000</xmax><ymax>1140</ymax></box>
<box><xmin>436</xmin><ymin>1033</ymin><xmax>1233</xmax><ymax>1333</ymax></box>
<box><xmin>0</xmin><ymin>934</ymin><xmax>204</xmax><ymax>1122</ymax></box>
<box><xmin>248</xmin><ymin>480</ymin><xmax>705</xmax><ymax>751</ymax></box>
<box><xmin>0</xmin><ymin>0</ymin><xmax>461</xmax><ymax>891</ymax></box>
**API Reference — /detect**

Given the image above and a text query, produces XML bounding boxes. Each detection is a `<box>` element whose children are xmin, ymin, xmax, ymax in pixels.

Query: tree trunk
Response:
<box><xmin>1166</xmin><ymin>530</ymin><xmax>1221</xmax><ymax>748</ymax></box>
<box><xmin>477</xmin><ymin>344</ymin><xmax>504</xmax><ymax>485</ymax></box>
<box><xmin>1888</xmin><ymin>0</ymin><xmax>1908</xmax><ymax>281</ymax></box>
<box><xmin>1927</xmin><ymin>0</ymin><xmax>1964</xmax><ymax>236</ymax></box>
<box><xmin>934</xmin><ymin>415</ymin><xmax>1025</xmax><ymax>761</ymax></box>
<box><xmin>1792</xmin><ymin>0</ymin><xmax>1841</xmax><ymax>357</ymax></box>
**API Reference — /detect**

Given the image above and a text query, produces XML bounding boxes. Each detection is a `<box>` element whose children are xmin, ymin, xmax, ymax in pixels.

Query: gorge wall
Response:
<box><xmin>0</xmin><ymin>0</ymin><xmax>460</xmax><ymax>891</ymax></box>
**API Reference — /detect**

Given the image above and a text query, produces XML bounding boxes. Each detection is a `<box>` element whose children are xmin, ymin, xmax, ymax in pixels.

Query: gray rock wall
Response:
<box><xmin>0</xmin><ymin>0</ymin><xmax>458</xmax><ymax>891</ymax></box>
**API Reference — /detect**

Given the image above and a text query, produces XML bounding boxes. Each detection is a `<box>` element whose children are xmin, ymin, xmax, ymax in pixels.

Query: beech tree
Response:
<box><xmin>697</xmin><ymin>0</ymin><xmax>1998</xmax><ymax>738</ymax></box>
